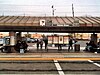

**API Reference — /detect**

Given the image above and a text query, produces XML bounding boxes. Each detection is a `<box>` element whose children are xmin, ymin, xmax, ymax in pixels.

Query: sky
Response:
<box><xmin>0</xmin><ymin>0</ymin><xmax>99</xmax><ymax>5</ymax></box>
<box><xmin>0</xmin><ymin>0</ymin><xmax>100</xmax><ymax>16</ymax></box>
<box><xmin>0</xmin><ymin>0</ymin><xmax>100</xmax><ymax>35</ymax></box>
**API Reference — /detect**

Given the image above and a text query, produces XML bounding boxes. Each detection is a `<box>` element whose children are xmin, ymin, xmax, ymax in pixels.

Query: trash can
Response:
<box><xmin>74</xmin><ymin>43</ymin><xmax>80</xmax><ymax>52</ymax></box>
<box><xmin>20</xmin><ymin>49</ymin><xmax>24</xmax><ymax>53</ymax></box>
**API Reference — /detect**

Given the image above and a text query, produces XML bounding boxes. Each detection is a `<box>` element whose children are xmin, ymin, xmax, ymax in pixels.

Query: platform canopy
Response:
<box><xmin>0</xmin><ymin>16</ymin><xmax>100</xmax><ymax>32</ymax></box>
<box><xmin>0</xmin><ymin>16</ymin><xmax>100</xmax><ymax>26</ymax></box>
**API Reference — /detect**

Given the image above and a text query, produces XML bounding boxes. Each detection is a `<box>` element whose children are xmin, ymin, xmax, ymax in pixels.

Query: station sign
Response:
<box><xmin>40</xmin><ymin>19</ymin><xmax>45</xmax><ymax>26</ymax></box>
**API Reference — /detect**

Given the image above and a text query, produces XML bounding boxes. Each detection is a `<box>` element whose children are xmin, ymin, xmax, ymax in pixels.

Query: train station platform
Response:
<box><xmin>0</xmin><ymin>45</ymin><xmax>100</xmax><ymax>60</ymax></box>
<box><xmin>0</xmin><ymin>51</ymin><xmax>100</xmax><ymax>75</ymax></box>
<box><xmin>0</xmin><ymin>52</ymin><xmax>100</xmax><ymax>58</ymax></box>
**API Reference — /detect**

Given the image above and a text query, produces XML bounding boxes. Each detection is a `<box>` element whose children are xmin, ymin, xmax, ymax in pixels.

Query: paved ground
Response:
<box><xmin>26</xmin><ymin>40</ymin><xmax>88</xmax><ymax>53</ymax></box>
<box><xmin>0</xmin><ymin>52</ymin><xmax>100</xmax><ymax>75</ymax></box>
<box><xmin>0</xmin><ymin>52</ymin><xmax>100</xmax><ymax>58</ymax></box>
<box><xmin>0</xmin><ymin>40</ymin><xmax>100</xmax><ymax>75</ymax></box>
<box><xmin>0</xmin><ymin>60</ymin><xmax>100</xmax><ymax>75</ymax></box>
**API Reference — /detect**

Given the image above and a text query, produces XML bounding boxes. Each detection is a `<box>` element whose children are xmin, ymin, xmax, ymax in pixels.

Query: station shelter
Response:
<box><xmin>0</xmin><ymin>16</ymin><xmax>100</xmax><ymax>52</ymax></box>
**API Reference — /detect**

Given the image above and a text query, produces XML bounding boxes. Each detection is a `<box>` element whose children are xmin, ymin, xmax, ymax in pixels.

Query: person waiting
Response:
<box><xmin>37</xmin><ymin>39</ymin><xmax>39</xmax><ymax>50</ymax></box>
<box><xmin>68</xmin><ymin>38</ymin><xmax>73</xmax><ymax>51</ymax></box>
<box><xmin>40</xmin><ymin>38</ymin><xmax>43</xmax><ymax>50</ymax></box>
<box><xmin>37</xmin><ymin>38</ymin><xmax>43</xmax><ymax>50</ymax></box>
<box><xmin>15</xmin><ymin>40</ymin><xmax>22</xmax><ymax>53</ymax></box>
<box><xmin>88</xmin><ymin>41</ymin><xmax>97</xmax><ymax>52</ymax></box>
<box><xmin>43</xmin><ymin>36</ymin><xmax>48</xmax><ymax>50</ymax></box>
<box><xmin>21</xmin><ymin>41</ymin><xmax>28</xmax><ymax>53</ymax></box>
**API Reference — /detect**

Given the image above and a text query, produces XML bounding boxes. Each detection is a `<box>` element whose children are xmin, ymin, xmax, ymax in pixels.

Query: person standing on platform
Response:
<box><xmin>68</xmin><ymin>37</ymin><xmax>73</xmax><ymax>51</ymax></box>
<box><xmin>37</xmin><ymin>38</ymin><xmax>43</xmax><ymax>50</ymax></box>
<box><xmin>21</xmin><ymin>41</ymin><xmax>28</xmax><ymax>53</ymax></box>
<box><xmin>15</xmin><ymin>40</ymin><xmax>22</xmax><ymax>53</ymax></box>
<box><xmin>43</xmin><ymin>36</ymin><xmax>48</xmax><ymax>50</ymax></box>
<box><xmin>40</xmin><ymin>38</ymin><xmax>43</xmax><ymax>50</ymax></box>
<box><xmin>37</xmin><ymin>39</ymin><xmax>39</xmax><ymax>50</ymax></box>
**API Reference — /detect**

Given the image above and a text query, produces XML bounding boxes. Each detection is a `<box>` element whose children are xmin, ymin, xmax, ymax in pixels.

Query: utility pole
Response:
<box><xmin>72</xmin><ymin>4</ymin><xmax>74</xmax><ymax>17</ymax></box>
<box><xmin>52</xmin><ymin>5</ymin><xmax>55</xmax><ymax>16</ymax></box>
<box><xmin>72</xmin><ymin>4</ymin><xmax>75</xmax><ymax>38</ymax></box>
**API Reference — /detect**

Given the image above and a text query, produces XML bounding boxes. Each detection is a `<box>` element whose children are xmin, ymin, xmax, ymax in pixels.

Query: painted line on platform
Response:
<box><xmin>88</xmin><ymin>60</ymin><xmax>100</xmax><ymax>67</ymax></box>
<box><xmin>54</xmin><ymin>60</ymin><xmax>65</xmax><ymax>75</ymax></box>
<box><xmin>0</xmin><ymin>57</ymin><xmax>100</xmax><ymax>61</ymax></box>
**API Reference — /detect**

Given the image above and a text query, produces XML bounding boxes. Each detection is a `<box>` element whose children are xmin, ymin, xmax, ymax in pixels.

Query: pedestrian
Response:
<box><xmin>89</xmin><ymin>41</ymin><xmax>97</xmax><ymax>52</ymax></box>
<box><xmin>36</xmin><ymin>39</ymin><xmax>39</xmax><ymax>50</ymax></box>
<box><xmin>58</xmin><ymin>44</ymin><xmax>62</xmax><ymax>51</ymax></box>
<box><xmin>21</xmin><ymin>41</ymin><xmax>28</xmax><ymax>53</ymax></box>
<box><xmin>68</xmin><ymin>37</ymin><xmax>73</xmax><ymax>51</ymax></box>
<box><xmin>39</xmin><ymin>38</ymin><xmax>43</xmax><ymax>50</ymax></box>
<box><xmin>37</xmin><ymin>38</ymin><xmax>43</xmax><ymax>50</ymax></box>
<box><xmin>43</xmin><ymin>36</ymin><xmax>48</xmax><ymax>50</ymax></box>
<box><xmin>15</xmin><ymin>40</ymin><xmax>22</xmax><ymax>53</ymax></box>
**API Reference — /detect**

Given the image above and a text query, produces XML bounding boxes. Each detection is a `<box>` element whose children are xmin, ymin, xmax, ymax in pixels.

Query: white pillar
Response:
<box><xmin>9</xmin><ymin>32</ymin><xmax>15</xmax><ymax>45</ymax></box>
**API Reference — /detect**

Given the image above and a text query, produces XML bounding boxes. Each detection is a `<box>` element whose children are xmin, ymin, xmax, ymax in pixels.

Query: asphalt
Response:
<box><xmin>0</xmin><ymin>51</ymin><xmax>100</xmax><ymax>75</ymax></box>
<box><xmin>0</xmin><ymin>43</ymin><xmax>100</xmax><ymax>75</ymax></box>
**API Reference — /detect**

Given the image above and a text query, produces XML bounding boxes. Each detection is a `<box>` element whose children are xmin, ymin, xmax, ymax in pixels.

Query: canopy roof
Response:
<box><xmin>0</xmin><ymin>16</ymin><xmax>100</xmax><ymax>26</ymax></box>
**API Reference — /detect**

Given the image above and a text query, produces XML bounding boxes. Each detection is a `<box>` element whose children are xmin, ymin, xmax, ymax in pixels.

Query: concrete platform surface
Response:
<box><xmin>0</xmin><ymin>53</ymin><xmax>100</xmax><ymax>58</ymax></box>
